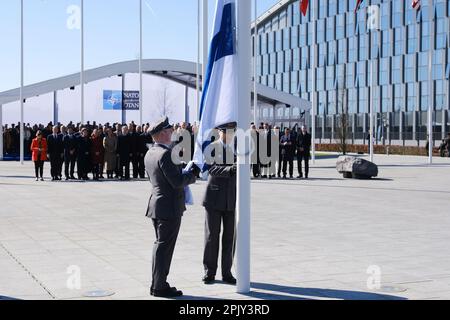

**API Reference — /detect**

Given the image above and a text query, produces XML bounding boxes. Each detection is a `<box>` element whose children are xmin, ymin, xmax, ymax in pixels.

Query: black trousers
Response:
<box><xmin>132</xmin><ymin>155</ymin><xmax>139</xmax><ymax>179</ymax></box>
<box><xmin>203</xmin><ymin>208</ymin><xmax>236</xmax><ymax>278</ymax></box>
<box><xmin>138</xmin><ymin>155</ymin><xmax>146</xmax><ymax>178</ymax></box>
<box><xmin>49</xmin><ymin>154</ymin><xmax>62</xmax><ymax>178</ymax></box>
<box><xmin>119</xmin><ymin>160</ymin><xmax>130</xmax><ymax>179</ymax></box>
<box><xmin>34</xmin><ymin>161</ymin><xmax>44</xmax><ymax>178</ymax></box>
<box><xmin>151</xmin><ymin>217</ymin><xmax>182</xmax><ymax>291</ymax></box>
<box><xmin>64</xmin><ymin>155</ymin><xmax>76</xmax><ymax>178</ymax></box>
<box><xmin>252</xmin><ymin>163</ymin><xmax>260</xmax><ymax>177</ymax></box>
<box><xmin>77</xmin><ymin>156</ymin><xmax>90</xmax><ymax>179</ymax></box>
<box><xmin>282</xmin><ymin>158</ymin><xmax>294</xmax><ymax>177</ymax></box>
<box><xmin>297</xmin><ymin>153</ymin><xmax>310</xmax><ymax>177</ymax></box>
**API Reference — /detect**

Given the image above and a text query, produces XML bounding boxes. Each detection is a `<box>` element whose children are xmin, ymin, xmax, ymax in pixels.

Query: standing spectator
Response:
<box><xmin>117</xmin><ymin>126</ymin><xmax>132</xmax><ymax>180</ymax></box>
<box><xmin>47</xmin><ymin>126</ymin><xmax>64</xmax><ymax>181</ymax></box>
<box><xmin>272</xmin><ymin>126</ymin><xmax>282</xmax><ymax>178</ymax></box>
<box><xmin>30</xmin><ymin>131</ymin><xmax>47</xmax><ymax>181</ymax></box>
<box><xmin>446</xmin><ymin>133</ymin><xmax>450</xmax><ymax>158</ymax></box>
<box><xmin>90</xmin><ymin>129</ymin><xmax>104</xmax><ymax>181</ymax></box>
<box><xmin>280</xmin><ymin>128</ymin><xmax>295</xmax><ymax>179</ymax></box>
<box><xmin>250</xmin><ymin>124</ymin><xmax>260</xmax><ymax>178</ymax></box>
<box><xmin>137</xmin><ymin>126</ymin><xmax>149</xmax><ymax>179</ymax></box>
<box><xmin>77</xmin><ymin>128</ymin><xmax>91</xmax><ymax>181</ymax></box>
<box><xmin>63</xmin><ymin>126</ymin><xmax>78</xmax><ymax>180</ymax></box>
<box><xmin>114</xmin><ymin>124</ymin><xmax>123</xmax><ymax>178</ymax></box>
<box><xmin>103</xmin><ymin>128</ymin><xmax>117</xmax><ymax>179</ymax></box>
<box><xmin>296</xmin><ymin>125</ymin><xmax>312</xmax><ymax>179</ymax></box>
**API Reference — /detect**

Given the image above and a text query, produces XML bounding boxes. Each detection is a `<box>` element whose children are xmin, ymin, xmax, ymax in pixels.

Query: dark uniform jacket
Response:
<box><xmin>145</xmin><ymin>144</ymin><xmax>196</xmax><ymax>220</ymax></box>
<box><xmin>63</xmin><ymin>134</ymin><xmax>78</xmax><ymax>158</ymax></box>
<box><xmin>202</xmin><ymin>141</ymin><xmax>237</xmax><ymax>212</ymax></box>
<box><xmin>117</xmin><ymin>134</ymin><xmax>131</xmax><ymax>162</ymax></box>
<box><xmin>47</xmin><ymin>134</ymin><xmax>63</xmax><ymax>157</ymax></box>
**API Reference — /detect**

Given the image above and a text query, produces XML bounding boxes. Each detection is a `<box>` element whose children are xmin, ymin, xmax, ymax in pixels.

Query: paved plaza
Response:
<box><xmin>0</xmin><ymin>154</ymin><xmax>449</xmax><ymax>300</ymax></box>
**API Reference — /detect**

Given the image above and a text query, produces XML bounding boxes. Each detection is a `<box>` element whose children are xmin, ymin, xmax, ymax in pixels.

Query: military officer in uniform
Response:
<box><xmin>202</xmin><ymin>123</ymin><xmax>237</xmax><ymax>285</ymax></box>
<box><xmin>145</xmin><ymin>117</ymin><xmax>198</xmax><ymax>298</ymax></box>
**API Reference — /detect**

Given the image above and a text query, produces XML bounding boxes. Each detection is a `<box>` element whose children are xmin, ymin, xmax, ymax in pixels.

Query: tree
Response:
<box><xmin>154</xmin><ymin>80</ymin><xmax>175</xmax><ymax>119</ymax></box>
<box><xmin>335</xmin><ymin>83</ymin><xmax>349</xmax><ymax>155</ymax></box>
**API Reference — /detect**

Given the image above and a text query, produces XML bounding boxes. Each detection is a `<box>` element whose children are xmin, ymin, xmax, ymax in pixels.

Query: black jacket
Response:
<box><xmin>297</xmin><ymin>132</ymin><xmax>312</xmax><ymax>156</ymax></box>
<box><xmin>202</xmin><ymin>141</ymin><xmax>237</xmax><ymax>212</ymax></box>
<box><xmin>117</xmin><ymin>134</ymin><xmax>132</xmax><ymax>161</ymax></box>
<box><xmin>47</xmin><ymin>134</ymin><xmax>64</xmax><ymax>156</ymax></box>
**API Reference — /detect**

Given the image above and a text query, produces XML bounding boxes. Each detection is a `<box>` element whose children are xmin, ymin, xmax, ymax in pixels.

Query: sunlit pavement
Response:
<box><xmin>1</xmin><ymin>154</ymin><xmax>449</xmax><ymax>300</ymax></box>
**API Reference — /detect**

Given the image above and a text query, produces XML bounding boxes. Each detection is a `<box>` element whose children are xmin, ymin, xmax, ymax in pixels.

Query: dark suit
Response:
<box><xmin>76</xmin><ymin>136</ymin><xmax>91</xmax><ymax>179</ymax></box>
<box><xmin>280</xmin><ymin>133</ymin><xmax>295</xmax><ymax>178</ymax></box>
<box><xmin>202</xmin><ymin>141</ymin><xmax>237</xmax><ymax>279</ymax></box>
<box><xmin>47</xmin><ymin>133</ymin><xmax>64</xmax><ymax>179</ymax></box>
<box><xmin>297</xmin><ymin>132</ymin><xmax>312</xmax><ymax>178</ymax></box>
<box><xmin>117</xmin><ymin>134</ymin><xmax>131</xmax><ymax>179</ymax></box>
<box><xmin>144</xmin><ymin>144</ymin><xmax>196</xmax><ymax>291</ymax></box>
<box><xmin>138</xmin><ymin>133</ymin><xmax>152</xmax><ymax>178</ymax></box>
<box><xmin>129</xmin><ymin>132</ymin><xmax>139</xmax><ymax>178</ymax></box>
<box><xmin>63</xmin><ymin>134</ymin><xmax>78</xmax><ymax>178</ymax></box>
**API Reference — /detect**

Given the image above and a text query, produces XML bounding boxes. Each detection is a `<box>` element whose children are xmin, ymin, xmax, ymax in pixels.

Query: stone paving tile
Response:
<box><xmin>1</xmin><ymin>155</ymin><xmax>450</xmax><ymax>300</ymax></box>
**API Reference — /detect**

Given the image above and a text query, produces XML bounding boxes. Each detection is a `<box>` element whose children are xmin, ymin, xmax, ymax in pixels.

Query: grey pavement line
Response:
<box><xmin>0</xmin><ymin>242</ymin><xmax>56</xmax><ymax>300</ymax></box>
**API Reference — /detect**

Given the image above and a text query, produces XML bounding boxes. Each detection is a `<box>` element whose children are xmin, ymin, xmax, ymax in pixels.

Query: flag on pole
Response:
<box><xmin>193</xmin><ymin>0</ymin><xmax>238</xmax><ymax>170</ymax></box>
<box><xmin>355</xmin><ymin>0</ymin><xmax>364</xmax><ymax>12</ymax></box>
<box><xmin>412</xmin><ymin>0</ymin><xmax>421</xmax><ymax>10</ymax></box>
<box><xmin>300</xmin><ymin>0</ymin><xmax>309</xmax><ymax>16</ymax></box>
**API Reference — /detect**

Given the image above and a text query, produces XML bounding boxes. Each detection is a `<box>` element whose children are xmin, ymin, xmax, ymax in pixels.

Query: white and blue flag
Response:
<box><xmin>193</xmin><ymin>0</ymin><xmax>238</xmax><ymax>171</ymax></box>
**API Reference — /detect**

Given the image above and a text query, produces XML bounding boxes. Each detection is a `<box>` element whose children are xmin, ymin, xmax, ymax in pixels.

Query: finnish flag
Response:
<box><xmin>193</xmin><ymin>0</ymin><xmax>238</xmax><ymax>171</ymax></box>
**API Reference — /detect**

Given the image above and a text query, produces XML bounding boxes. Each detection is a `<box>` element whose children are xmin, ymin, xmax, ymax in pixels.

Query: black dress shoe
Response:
<box><xmin>202</xmin><ymin>275</ymin><xmax>215</xmax><ymax>284</ymax></box>
<box><xmin>151</xmin><ymin>287</ymin><xmax>183</xmax><ymax>298</ymax></box>
<box><xmin>222</xmin><ymin>275</ymin><xmax>237</xmax><ymax>285</ymax></box>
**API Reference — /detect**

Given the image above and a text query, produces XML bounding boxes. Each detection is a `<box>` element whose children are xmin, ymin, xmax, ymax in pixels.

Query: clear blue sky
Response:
<box><xmin>0</xmin><ymin>0</ymin><xmax>279</xmax><ymax>92</ymax></box>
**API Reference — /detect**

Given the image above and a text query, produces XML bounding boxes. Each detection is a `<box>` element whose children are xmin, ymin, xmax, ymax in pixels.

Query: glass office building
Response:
<box><xmin>253</xmin><ymin>0</ymin><xmax>450</xmax><ymax>146</ymax></box>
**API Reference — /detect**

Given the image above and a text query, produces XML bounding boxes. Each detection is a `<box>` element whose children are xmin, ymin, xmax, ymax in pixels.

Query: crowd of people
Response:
<box><xmin>2</xmin><ymin>120</ymin><xmax>316</xmax><ymax>181</ymax></box>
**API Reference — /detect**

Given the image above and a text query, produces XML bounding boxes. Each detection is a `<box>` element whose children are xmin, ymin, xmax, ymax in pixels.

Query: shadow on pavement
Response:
<box><xmin>246</xmin><ymin>283</ymin><xmax>408</xmax><ymax>300</ymax></box>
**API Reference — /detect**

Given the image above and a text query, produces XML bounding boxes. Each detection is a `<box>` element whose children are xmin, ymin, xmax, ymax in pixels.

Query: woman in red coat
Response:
<box><xmin>90</xmin><ymin>129</ymin><xmax>105</xmax><ymax>181</ymax></box>
<box><xmin>30</xmin><ymin>131</ymin><xmax>48</xmax><ymax>181</ymax></box>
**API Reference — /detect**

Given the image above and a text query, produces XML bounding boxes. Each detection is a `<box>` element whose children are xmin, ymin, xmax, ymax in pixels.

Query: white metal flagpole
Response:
<box><xmin>311</xmin><ymin>0</ymin><xmax>316</xmax><ymax>164</ymax></box>
<box><xmin>202</xmin><ymin>0</ymin><xmax>208</xmax><ymax>83</ymax></box>
<box><xmin>236</xmin><ymin>0</ymin><xmax>252</xmax><ymax>294</ymax></box>
<box><xmin>20</xmin><ymin>0</ymin><xmax>24</xmax><ymax>165</ymax></box>
<box><xmin>369</xmin><ymin>48</ymin><xmax>374</xmax><ymax>162</ymax></box>
<box><xmin>139</xmin><ymin>0</ymin><xmax>143</xmax><ymax>126</ymax></box>
<box><xmin>428</xmin><ymin>0</ymin><xmax>434</xmax><ymax>164</ymax></box>
<box><xmin>80</xmin><ymin>0</ymin><xmax>85</xmax><ymax>125</ymax></box>
<box><xmin>253</xmin><ymin>0</ymin><xmax>258</xmax><ymax>126</ymax></box>
<box><xmin>196</xmin><ymin>0</ymin><xmax>201</xmax><ymax>120</ymax></box>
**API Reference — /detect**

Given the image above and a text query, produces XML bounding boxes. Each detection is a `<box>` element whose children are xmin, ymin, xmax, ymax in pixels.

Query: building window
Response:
<box><xmin>283</xmin><ymin>28</ymin><xmax>290</xmax><ymax>51</ymax></box>
<box><xmin>318</xmin><ymin>43</ymin><xmax>327</xmax><ymax>67</ymax></box>
<box><xmin>316</xmin><ymin>67</ymin><xmax>325</xmax><ymax>91</ymax></box>
<box><xmin>407</xmin><ymin>83</ymin><xmax>417</xmax><ymax>112</ymax></box>
<box><xmin>328</xmin><ymin>41</ymin><xmax>337</xmax><ymax>65</ymax></box>
<box><xmin>276</xmin><ymin>30</ymin><xmax>282</xmax><ymax>52</ymax></box>
<box><xmin>382</xmin><ymin>30</ymin><xmax>391</xmax><ymax>58</ymax></box>
<box><xmin>380</xmin><ymin>57</ymin><xmax>390</xmax><ymax>85</ymax></box>
<box><xmin>299</xmin><ymin>24</ymin><xmax>308</xmax><ymax>47</ymax></box>
<box><xmin>327</xmin><ymin>90</ymin><xmax>336</xmax><ymax>115</ymax></box>
<box><xmin>285</xmin><ymin>50</ymin><xmax>292</xmax><ymax>72</ymax></box>
<box><xmin>326</xmin><ymin>66</ymin><xmax>335</xmax><ymax>91</ymax></box>
<box><xmin>277</xmin><ymin>51</ymin><xmax>284</xmax><ymax>73</ymax></box>
<box><xmin>338</xmin><ymin>39</ymin><xmax>346</xmax><ymax>64</ymax></box>
<box><xmin>407</xmin><ymin>24</ymin><xmax>417</xmax><ymax>54</ymax></box>
<box><xmin>433</xmin><ymin>50</ymin><xmax>444</xmax><ymax>80</ymax></box>
<box><xmin>283</xmin><ymin>73</ymin><xmax>290</xmax><ymax>93</ymax></box>
<box><xmin>292</xmin><ymin>48</ymin><xmax>300</xmax><ymax>71</ymax></box>
<box><xmin>336</xmin><ymin>64</ymin><xmax>345</xmax><ymax>88</ymax></box>
<box><xmin>290</xmin><ymin>71</ymin><xmax>298</xmax><ymax>95</ymax></box>
<box><xmin>435</xmin><ymin>80</ymin><xmax>446</xmax><ymax>110</ymax></box>
<box><xmin>348</xmin><ymin>36</ymin><xmax>357</xmax><ymax>63</ymax></box>
<box><xmin>436</xmin><ymin>18</ymin><xmax>448</xmax><ymax>49</ymax></box>
<box><xmin>420</xmin><ymin>82</ymin><xmax>429</xmax><ymax>111</ymax></box>
<box><xmin>394</xmin><ymin>27</ymin><xmax>405</xmax><ymax>55</ymax></box>
<box><xmin>405</xmin><ymin>54</ymin><xmax>416</xmax><ymax>82</ymax></box>
<box><xmin>392</xmin><ymin>55</ymin><xmax>403</xmax><ymax>84</ymax></box>
<box><xmin>317</xmin><ymin>19</ymin><xmax>325</xmax><ymax>43</ymax></box>
<box><xmin>346</xmin><ymin>13</ymin><xmax>355</xmax><ymax>38</ymax></box>
<box><xmin>394</xmin><ymin>84</ymin><xmax>405</xmax><ymax>112</ymax></box>
<box><xmin>359</xmin><ymin>87</ymin><xmax>368</xmax><ymax>113</ymax></box>
<box><xmin>346</xmin><ymin>63</ymin><xmax>355</xmax><ymax>88</ymax></box>
<box><xmin>371</xmin><ymin>31</ymin><xmax>381</xmax><ymax>59</ymax></box>
<box><xmin>348</xmin><ymin>88</ymin><xmax>357</xmax><ymax>114</ymax></box>
<box><xmin>338</xmin><ymin>0</ymin><xmax>347</xmax><ymax>14</ymax></box>
<box><xmin>418</xmin><ymin>52</ymin><xmax>428</xmax><ymax>81</ymax></box>
<box><xmin>359</xmin><ymin>33</ymin><xmax>368</xmax><ymax>61</ymax></box>
<box><xmin>357</xmin><ymin>61</ymin><xmax>366</xmax><ymax>87</ymax></box>
<box><xmin>326</xmin><ymin>16</ymin><xmax>335</xmax><ymax>42</ymax></box>
<box><xmin>381</xmin><ymin>2</ymin><xmax>391</xmax><ymax>30</ymax></box>
<box><xmin>291</xmin><ymin>26</ymin><xmax>299</xmax><ymax>49</ymax></box>
<box><xmin>420</xmin><ymin>20</ymin><xmax>430</xmax><ymax>52</ymax></box>
<box><xmin>392</xmin><ymin>0</ymin><xmax>404</xmax><ymax>28</ymax></box>
<box><xmin>336</xmin><ymin>14</ymin><xmax>345</xmax><ymax>40</ymax></box>
<box><xmin>269</xmin><ymin>53</ymin><xmax>276</xmax><ymax>74</ymax></box>
<box><xmin>381</xmin><ymin>85</ymin><xmax>392</xmax><ymax>112</ymax></box>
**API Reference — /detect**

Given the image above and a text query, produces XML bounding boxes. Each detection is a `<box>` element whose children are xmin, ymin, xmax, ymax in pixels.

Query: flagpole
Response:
<box><xmin>253</xmin><ymin>0</ymin><xmax>258</xmax><ymax>126</ymax></box>
<box><xmin>311</xmin><ymin>0</ymin><xmax>316</xmax><ymax>164</ymax></box>
<box><xmin>80</xmin><ymin>0</ymin><xmax>85</xmax><ymax>125</ymax></box>
<box><xmin>202</xmin><ymin>0</ymin><xmax>208</xmax><ymax>84</ymax></box>
<box><xmin>428</xmin><ymin>0</ymin><xmax>433</xmax><ymax>164</ymax></box>
<box><xmin>236</xmin><ymin>0</ymin><xmax>252</xmax><ymax>294</ymax></box>
<box><xmin>139</xmin><ymin>0</ymin><xmax>143</xmax><ymax>126</ymax></box>
<box><xmin>20</xmin><ymin>0</ymin><xmax>24</xmax><ymax>165</ymax></box>
<box><xmin>197</xmin><ymin>0</ymin><xmax>201</xmax><ymax>120</ymax></box>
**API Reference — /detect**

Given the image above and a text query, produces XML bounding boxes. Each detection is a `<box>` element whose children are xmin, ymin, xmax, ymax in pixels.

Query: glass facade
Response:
<box><xmin>255</xmin><ymin>0</ymin><xmax>450</xmax><ymax>144</ymax></box>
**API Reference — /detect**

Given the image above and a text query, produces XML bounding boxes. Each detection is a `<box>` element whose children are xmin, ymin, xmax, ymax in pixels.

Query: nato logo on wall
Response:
<box><xmin>103</xmin><ymin>90</ymin><xmax>140</xmax><ymax>110</ymax></box>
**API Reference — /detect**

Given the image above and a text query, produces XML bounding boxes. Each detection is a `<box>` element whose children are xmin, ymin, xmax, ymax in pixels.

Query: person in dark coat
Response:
<box><xmin>128</xmin><ymin>124</ymin><xmax>140</xmax><ymax>179</ymax></box>
<box><xmin>47</xmin><ymin>126</ymin><xmax>64</xmax><ymax>181</ymax></box>
<box><xmin>250</xmin><ymin>125</ymin><xmax>260</xmax><ymax>178</ymax></box>
<box><xmin>90</xmin><ymin>129</ymin><xmax>105</xmax><ymax>181</ymax></box>
<box><xmin>63</xmin><ymin>126</ymin><xmax>78</xmax><ymax>180</ymax></box>
<box><xmin>296</xmin><ymin>125</ymin><xmax>312</xmax><ymax>179</ymax></box>
<box><xmin>138</xmin><ymin>127</ymin><xmax>152</xmax><ymax>179</ymax></box>
<box><xmin>280</xmin><ymin>127</ymin><xmax>295</xmax><ymax>179</ymax></box>
<box><xmin>202</xmin><ymin>123</ymin><xmax>237</xmax><ymax>286</ymax></box>
<box><xmin>116</xmin><ymin>126</ymin><xmax>132</xmax><ymax>180</ymax></box>
<box><xmin>76</xmin><ymin>128</ymin><xmax>92</xmax><ymax>181</ymax></box>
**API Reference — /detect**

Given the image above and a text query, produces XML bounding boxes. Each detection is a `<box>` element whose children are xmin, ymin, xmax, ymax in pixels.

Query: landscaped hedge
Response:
<box><xmin>316</xmin><ymin>144</ymin><xmax>441</xmax><ymax>156</ymax></box>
